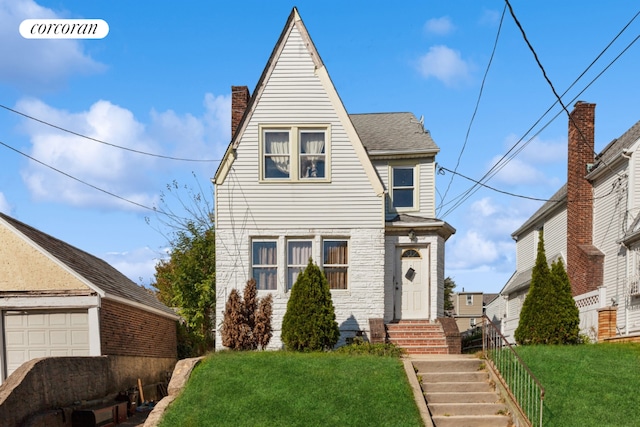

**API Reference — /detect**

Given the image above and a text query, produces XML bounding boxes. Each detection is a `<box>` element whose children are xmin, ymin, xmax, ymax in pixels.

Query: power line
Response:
<box><xmin>439</xmin><ymin>6</ymin><xmax>640</xmax><ymax>218</ymax></box>
<box><xmin>0</xmin><ymin>103</ymin><xmax>220</xmax><ymax>163</ymax></box>
<box><xmin>438</xmin><ymin>4</ymin><xmax>507</xmax><ymax>216</ymax></box>
<box><xmin>438</xmin><ymin>165</ymin><xmax>559</xmax><ymax>202</ymax></box>
<box><xmin>0</xmin><ymin>138</ymin><xmax>183</xmax><ymax>220</ymax></box>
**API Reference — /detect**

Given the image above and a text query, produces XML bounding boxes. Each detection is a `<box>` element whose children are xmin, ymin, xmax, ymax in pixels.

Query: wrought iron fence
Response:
<box><xmin>482</xmin><ymin>315</ymin><xmax>545</xmax><ymax>427</ymax></box>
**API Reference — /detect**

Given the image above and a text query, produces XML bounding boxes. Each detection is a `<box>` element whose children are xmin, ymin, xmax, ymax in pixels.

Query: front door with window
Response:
<box><xmin>394</xmin><ymin>248</ymin><xmax>428</xmax><ymax>319</ymax></box>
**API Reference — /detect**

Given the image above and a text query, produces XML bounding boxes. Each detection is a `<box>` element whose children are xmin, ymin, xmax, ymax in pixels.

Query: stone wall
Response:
<box><xmin>0</xmin><ymin>355</ymin><xmax>176</xmax><ymax>427</ymax></box>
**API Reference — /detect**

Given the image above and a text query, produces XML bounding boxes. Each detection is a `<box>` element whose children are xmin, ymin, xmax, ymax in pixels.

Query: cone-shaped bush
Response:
<box><xmin>515</xmin><ymin>232</ymin><xmax>553</xmax><ymax>345</ymax></box>
<box><xmin>282</xmin><ymin>259</ymin><xmax>340</xmax><ymax>351</ymax></box>
<box><xmin>550</xmin><ymin>258</ymin><xmax>580</xmax><ymax>344</ymax></box>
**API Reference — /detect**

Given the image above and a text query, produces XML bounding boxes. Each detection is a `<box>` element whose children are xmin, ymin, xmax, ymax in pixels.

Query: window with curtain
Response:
<box><xmin>252</xmin><ymin>241</ymin><xmax>278</xmax><ymax>290</ymax></box>
<box><xmin>299</xmin><ymin>131</ymin><xmax>325</xmax><ymax>179</ymax></box>
<box><xmin>287</xmin><ymin>240</ymin><xmax>313</xmax><ymax>290</ymax></box>
<box><xmin>323</xmin><ymin>240</ymin><xmax>348</xmax><ymax>290</ymax></box>
<box><xmin>391</xmin><ymin>166</ymin><xmax>415</xmax><ymax>209</ymax></box>
<box><xmin>264</xmin><ymin>131</ymin><xmax>290</xmax><ymax>179</ymax></box>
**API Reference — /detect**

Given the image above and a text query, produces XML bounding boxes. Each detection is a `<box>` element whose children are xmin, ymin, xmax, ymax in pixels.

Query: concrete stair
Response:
<box><xmin>413</xmin><ymin>355</ymin><xmax>513</xmax><ymax>427</ymax></box>
<box><xmin>386</xmin><ymin>320</ymin><xmax>449</xmax><ymax>355</ymax></box>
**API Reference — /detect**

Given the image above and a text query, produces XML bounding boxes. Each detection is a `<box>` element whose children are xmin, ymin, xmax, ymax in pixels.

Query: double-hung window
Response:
<box><xmin>261</xmin><ymin>125</ymin><xmax>329</xmax><ymax>181</ymax></box>
<box><xmin>466</xmin><ymin>294</ymin><xmax>473</xmax><ymax>305</ymax></box>
<box><xmin>252</xmin><ymin>240</ymin><xmax>277</xmax><ymax>290</ymax></box>
<box><xmin>287</xmin><ymin>240</ymin><xmax>313</xmax><ymax>290</ymax></box>
<box><xmin>390</xmin><ymin>166</ymin><xmax>416</xmax><ymax>210</ymax></box>
<box><xmin>323</xmin><ymin>240</ymin><xmax>348</xmax><ymax>290</ymax></box>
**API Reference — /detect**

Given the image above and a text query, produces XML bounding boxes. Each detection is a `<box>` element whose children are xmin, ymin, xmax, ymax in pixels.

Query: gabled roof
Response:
<box><xmin>0</xmin><ymin>212</ymin><xmax>177</xmax><ymax>319</ymax></box>
<box><xmin>501</xmin><ymin>253</ymin><xmax>564</xmax><ymax>295</ymax></box>
<box><xmin>349</xmin><ymin>113</ymin><xmax>439</xmax><ymax>156</ymax></box>
<box><xmin>592</xmin><ymin>119</ymin><xmax>640</xmax><ymax>170</ymax></box>
<box><xmin>511</xmin><ymin>184</ymin><xmax>567</xmax><ymax>238</ymax></box>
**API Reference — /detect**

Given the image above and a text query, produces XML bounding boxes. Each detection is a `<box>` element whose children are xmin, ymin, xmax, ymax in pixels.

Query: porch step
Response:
<box><xmin>414</xmin><ymin>355</ymin><xmax>513</xmax><ymax>427</ymax></box>
<box><xmin>386</xmin><ymin>320</ymin><xmax>449</xmax><ymax>355</ymax></box>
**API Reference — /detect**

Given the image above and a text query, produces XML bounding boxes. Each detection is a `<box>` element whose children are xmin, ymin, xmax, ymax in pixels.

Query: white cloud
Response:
<box><xmin>489</xmin><ymin>135</ymin><xmax>566</xmax><ymax>187</ymax></box>
<box><xmin>424</xmin><ymin>17</ymin><xmax>454</xmax><ymax>36</ymax></box>
<box><xmin>103</xmin><ymin>246</ymin><xmax>168</xmax><ymax>286</ymax></box>
<box><xmin>417</xmin><ymin>45</ymin><xmax>472</xmax><ymax>87</ymax></box>
<box><xmin>0</xmin><ymin>192</ymin><xmax>11</xmax><ymax>213</ymax></box>
<box><xmin>0</xmin><ymin>0</ymin><xmax>105</xmax><ymax>90</ymax></box>
<box><xmin>16</xmin><ymin>93</ymin><xmax>230</xmax><ymax>210</ymax></box>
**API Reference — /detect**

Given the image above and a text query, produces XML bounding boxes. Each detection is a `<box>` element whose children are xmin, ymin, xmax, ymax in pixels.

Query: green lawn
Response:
<box><xmin>158</xmin><ymin>351</ymin><xmax>423</xmax><ymax>427</ymax></box>
<box><xmin>516</xmin><ymin>343</ymin><xmax>640</xmax><ymax>427</ymax></box>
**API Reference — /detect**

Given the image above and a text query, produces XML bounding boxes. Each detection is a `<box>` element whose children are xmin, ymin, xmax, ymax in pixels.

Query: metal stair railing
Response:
<box><xmin>481</xmin><ymin>315</ymin><xmax>544</xmax><ymax>427</ymax></box>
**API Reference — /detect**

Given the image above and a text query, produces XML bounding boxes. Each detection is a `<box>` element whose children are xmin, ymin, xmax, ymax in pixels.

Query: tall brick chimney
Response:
<box><xmin>566</xmin><ymin>101</ymin><xmax>604</xmax><ymax>296</ymax></box>
<box><xmin>231</xmin><ymin>86</ymin><xmax>250</xmax><ymax>139</ymax></box>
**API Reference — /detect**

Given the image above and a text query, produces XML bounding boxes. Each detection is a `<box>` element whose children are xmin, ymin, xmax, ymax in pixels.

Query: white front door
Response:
<box><xmin>394</xmin><ymin>248</ymin><xmax>428</xmax><ymax>319</ymax></box>
<box><xmin>3</xmin><ymin>311</ymin><xmax>90</xmax><ymax>378</ymax></box>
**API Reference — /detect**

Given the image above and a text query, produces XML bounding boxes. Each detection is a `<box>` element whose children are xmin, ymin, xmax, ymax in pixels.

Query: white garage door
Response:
<box><xmin>4</xmin><ymin>311</ymin><xmax>90</xmax><ymax>377</ymax></box>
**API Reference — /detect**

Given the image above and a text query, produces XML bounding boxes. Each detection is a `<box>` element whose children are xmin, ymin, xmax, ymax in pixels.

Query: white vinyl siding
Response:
<box><xmin>593</xmin><ymin>162</ymin><xmax>628</xmax><ymax>308</ymax></box>
<box><xmin>374</xmin><ymin>158</ymin><xmax>436</xmax><ymax>218</ymax></box>
<box><xmin>215</xmin><ymin>25</ymin><xmax>382</xmax><ymax>230</ymax></box>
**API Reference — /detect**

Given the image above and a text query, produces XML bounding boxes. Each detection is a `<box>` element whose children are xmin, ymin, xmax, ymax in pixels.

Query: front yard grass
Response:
<box><xmin>516</xmin><ymin>343</ymin><xmax>640</xmax><ymax>427</ymax></box>
<box><xmin>158</xmin><ymin>351</ymin><xmax>423</xmax><ymax>427</ymax></box>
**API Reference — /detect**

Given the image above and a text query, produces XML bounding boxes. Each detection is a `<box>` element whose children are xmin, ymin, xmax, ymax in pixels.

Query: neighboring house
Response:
<box><xmin>452</xmin><ymin>291</ymin><xmax>498</xmax><ymax>332</ymax></box>
<box><xmin>0</xmin><ymin>212</ymin><xmax>179</xmax><ymax>384</ymax></box>
<box><xmin>487</xmin><ymin>101</ymin><xmax>640</xmax><ymax>342</ymax></box>
<box><xmin>214</xmin><ymin>8</ymin><xmax>455</xmax><ymax>349</ymax></box>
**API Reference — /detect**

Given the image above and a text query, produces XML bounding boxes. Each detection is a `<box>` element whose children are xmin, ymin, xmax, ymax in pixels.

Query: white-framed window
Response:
<box><xmin>263</xmin><ymin>130</ymin><xmax>291</xmax><ymax>179</ymax></box>
<box><xmin>470</xmin><ymin>318</ymin><xmax>476</xmax><ymax>327</ymax></box>
<box><xmin>252</xmin><ymin>240</ymin><xmax>278</xmax><ymax>290</ymax></box>
<box><xmin>466</xmin><ymin>294</ymin><xmax>473</xmax><ymax>305</ymax></box>
<box><xmin>389</xmin><ymin>165</ymin><xmax>417</xmax><ymax>211</ymax></box>
<box><xmin>323</xmin><ymin>239</ymin><xmax>348</xmax><ymax>290</ymax></box>
<box><xmin>287</xmin><ymin>240</ymin><xmax>313</xmax><ymax>290</ymax></box>
<box><xmin>260</xmin><ymin>125</ymin><xmax>330</xmax><ymax>182</ymax></box>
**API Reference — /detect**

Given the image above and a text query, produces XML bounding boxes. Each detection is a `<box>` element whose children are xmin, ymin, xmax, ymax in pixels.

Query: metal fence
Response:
<box><xmin>482</xmin><ymin>315</ymin><xmax>545</xmax><ymax>427</ymax></box>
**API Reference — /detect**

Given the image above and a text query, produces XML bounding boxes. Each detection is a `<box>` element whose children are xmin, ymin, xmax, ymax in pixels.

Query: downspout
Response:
<box><xmin>621</xmin><ymin>150</ymin><xmax>632</xmax><ymax>335</ymax></box>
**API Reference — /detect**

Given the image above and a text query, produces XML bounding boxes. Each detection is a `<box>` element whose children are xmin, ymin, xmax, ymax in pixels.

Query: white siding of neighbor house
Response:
<box><xmin>543</xmin><ymin>209</ymin><xmax>567</xmax><ymax>260</ymax></box>
<box><xmin>503</xmin><ymin>288</ymin><xmax>527</xmax><ymax>343</ymax></box>
<box><xmin>372</xmin><ymin>158</ymin><xmax>437</xmax><ymax>218</ymax></box>
<box><xmin>215</xmin><ymin>227</ymin><xmax>385</xmax><ymax>349</ymax></box>
<box><xmin>515</xmin><ymin>231</ymin><xmax>536</xmax><ymax>273</ymax></box>
<box><xmin>592</xmin><ymin>161</ymin><xmax>628</xmax><ymax>318</ymax></box>
<box><xmin>215</xmin><ymin>25</ymin><xmax>383</xmax><ymax>232</ymax></box>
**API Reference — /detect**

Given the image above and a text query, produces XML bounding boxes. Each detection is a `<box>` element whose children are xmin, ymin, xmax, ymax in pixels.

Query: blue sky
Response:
<box><xmin>0</xmin><ymin>1</ymin><xmax>639</xmax><ymax>294</ymax></box>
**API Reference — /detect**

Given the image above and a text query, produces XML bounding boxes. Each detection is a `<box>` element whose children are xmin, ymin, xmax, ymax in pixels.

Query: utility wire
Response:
<box><xmin>438</xmin><ymin>166</ymin><xmax>560</xmax><ymax>202</ymax></box>
<box><xmin>438</xmin><ymin>4</ymin><xmax>507</xmax><ymax>215</ymax></box>
<box><xmin>0</xmin><ymin>138</ymin><xmax>183</xmax><ymax>220</ymax></box>
<box><xmin>0</xmin><ymin>103</ymin><xmax>220</xmax><ymax>163</ymax></box>
<box><xmin>439</xmin><ymin>6</ymin><xmax>640</xmax><ymax>217</ymax></box>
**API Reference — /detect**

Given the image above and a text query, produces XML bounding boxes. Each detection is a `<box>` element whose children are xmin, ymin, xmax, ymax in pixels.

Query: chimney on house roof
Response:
<box><xmin>231</xmin><ymin>86</ymin><xmax>250</xmax><ymax>139</ymax></box>
<box><xmin>566</xmin><ymin>101</ymin><xmax>604</xmax><ymax>296</ymax></box>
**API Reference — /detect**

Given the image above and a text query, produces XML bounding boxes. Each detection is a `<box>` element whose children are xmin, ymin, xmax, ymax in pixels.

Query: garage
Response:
<box><xmin>4</xmin><ymin>310</ymin><xmax>90</xmax><ymax>377</ymax></box>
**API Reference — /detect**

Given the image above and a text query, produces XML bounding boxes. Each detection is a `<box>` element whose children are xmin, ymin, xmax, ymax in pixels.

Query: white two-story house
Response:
<box><xmin>487</xmin><ymin>101</ymin><xmax>640</xmax><ymax>343</ymax></box>
<box><xmin>213</xmin><ymin>8</ymin><xmax>455</xmax><ymax>348</ymax></box>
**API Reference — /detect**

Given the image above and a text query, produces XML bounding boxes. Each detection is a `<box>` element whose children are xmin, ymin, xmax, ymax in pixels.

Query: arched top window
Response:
<box><xmin>401</xmin><ymin>249</ymin><xmax>421</xmax><ymax>258</ymax></box>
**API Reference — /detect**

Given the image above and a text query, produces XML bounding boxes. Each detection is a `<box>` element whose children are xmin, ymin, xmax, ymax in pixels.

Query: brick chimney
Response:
<box><xmin>566</xmin><ymin>101</ymin><xmax>604</xmax><ymax>296</ymax></box>
<box><xmin>231</xmin><ymin>86</ymin><xmax>250</xmax><ymax>139</ymax></box>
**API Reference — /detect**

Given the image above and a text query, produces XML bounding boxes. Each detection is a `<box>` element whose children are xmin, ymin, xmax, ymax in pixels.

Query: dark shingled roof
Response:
<box><xmin>349</xmin><ymin>112</ymin><xmax>439</xmax><ymax>155</ymax></box>
<box><xmin>0</xmin><ymin>212</ymin><xmax>176</xmax><ymax>318</ymax></box>
<box><xmin>593</xmin><ymin>119</ymin><xmax>640</xmax><ymax>168</ymax></box>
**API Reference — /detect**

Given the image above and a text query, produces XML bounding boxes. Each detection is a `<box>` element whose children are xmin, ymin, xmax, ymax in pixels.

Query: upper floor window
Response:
<box><xmin>466</xmin><ymin>294</ymin><xmax>473</xmax><ymax>305</ymax></box>
<box><xmin>261</xmin><ymin>125</ymin><xmax>329</xmax><ymax>182</ymax></box>
<box><xmin>252</xmin><ymin>240</ymin><xmax>278</xmax><ymax>290</ymax></box>
<box><xmin>390</xmin><ymin>165</ymin><xmax>416</xmax><ymax>210</ymax></box>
